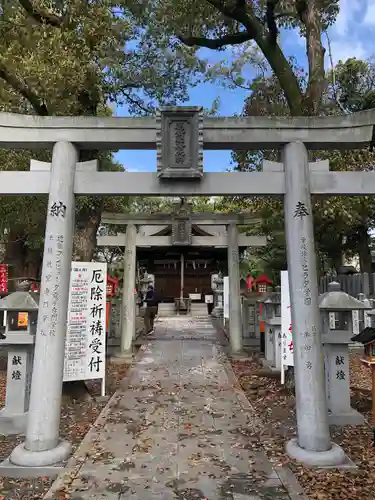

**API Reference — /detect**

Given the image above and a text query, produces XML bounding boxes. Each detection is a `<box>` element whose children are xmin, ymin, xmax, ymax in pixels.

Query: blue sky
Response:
<box><xmin>115</xmin><ymin>0</ymin><xmax>375</xmax><ymax>173</ymax></box>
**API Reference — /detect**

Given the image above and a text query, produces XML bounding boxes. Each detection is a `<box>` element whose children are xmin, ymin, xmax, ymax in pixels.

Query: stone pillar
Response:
<box><xmin>11</xmin><ymin>141</ymin><xmax>78</xmax><ymax>467</ymax></box>
<box><xmin>112</xmin><ymin>224</ymin><xmax>137</xmax><ymax>362</ymax></box>
<box><xmin>283</xmin><ymin>142</ymin><xmax>345</xmax><ymax>466</ymax></box>
<box><xmin>227</xmin><ymin>223</ymin><xmax>243</xmax><ymax>356</ymax></box>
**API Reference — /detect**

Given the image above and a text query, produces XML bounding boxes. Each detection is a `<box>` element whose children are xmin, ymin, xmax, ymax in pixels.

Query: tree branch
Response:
<box><xmin>0</xmin><ymin>63</ymin><xmax>49</xmax><ymax>115</ymax></box>
<box><xmin>179</xmin><ymin>0</ymin><xmax>303</xmax><ymax>115</ymax></box>
<box><xmin>17</xmin><ymin>0</ymin><xmax>66</xmax><ymax>27</ymax></box>
<box><xmin>205</xmin><ymin>0</ymin><xmax>258</xmax><ymax>34</ymax></box>
<box><xmin>179</xmin><ymin>31</ymin><xmax>252</xmax><ymax>49</ymax></box>
<box><xmin>121</xmin><ymin>90</ymin><xmax>153</xmax><ymax>115</ymax></box>
<box><xmin>266</xmin><ymin>0</ymin><xmax>279</xmax><ymax>44</ymax></box>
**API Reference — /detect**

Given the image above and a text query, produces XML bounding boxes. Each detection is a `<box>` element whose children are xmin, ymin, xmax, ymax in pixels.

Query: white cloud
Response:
<box><xmin>325</xmin><ymin>37</ymin><xmax>366</xmax><ymax>65</ymax></box>
<box><xmin>124</xmin><ymin>167</ymin><xmax>142</xmax><ymax>172</ymax></box>
<box><xmin>363</xmin><ymin>0</ymin><xmax>375</xmax><ymax>26</ymax></box>
<box><xmin>324</xmin><ymin>0</ymin><xmax>374</xmax><ymax>64</ymax></box>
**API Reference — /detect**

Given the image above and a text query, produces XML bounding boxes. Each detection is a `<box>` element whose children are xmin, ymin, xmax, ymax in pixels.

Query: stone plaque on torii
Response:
<box><xmin>156</xmin><ymin>106</ymin><xmax>203</xmax><ymax>179</ymax></box>
<box><xmin>171</xmin><ymin>198</ymin><xmax>192</xmax><ymax>246</ymax></box>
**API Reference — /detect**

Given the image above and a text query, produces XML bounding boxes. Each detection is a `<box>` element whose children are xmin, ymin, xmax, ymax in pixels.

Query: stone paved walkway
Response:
<box><xmin>46</xmin><ymin>317</ymin><xmax>306</xmax><ymax>499</ymax></box>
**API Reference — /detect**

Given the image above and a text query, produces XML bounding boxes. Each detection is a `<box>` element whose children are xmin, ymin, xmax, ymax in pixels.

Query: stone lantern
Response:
<box><xmin>318</xmin><ymin>281</ymin><xmax>370</xmax><ymax>425</ymax></box>
<box><xmin>261</xmin><ymin>286</ymin><xmax>282</xmax><ymax>371</ymax></box>
<box><xmin>211</xmin><ymin>272</ymin><xmax>224</xmax><ymax>320</ymax></box>
<box><xmin>0</xmin><ymin>283</ymin><xmax>39</xmax><ymax>435</ymax></box>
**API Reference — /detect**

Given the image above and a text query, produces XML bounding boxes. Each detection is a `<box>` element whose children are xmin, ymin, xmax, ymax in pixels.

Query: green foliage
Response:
<box><xmin>328</xmin><ymin>58</ymin><xmax>375</xmax><ymax>113</ymax></box>
<box><xmin>0</xmin><ymin>0</ymin><xmax>204</xmax><ymax>270</ymax></box>
<box><xmin>225</xmin><ymin>56</ymin><xmax>375</xmax><ymax>276</ymax></box>
<box><xmin>126</xmin><ymin>0</ymin><xmax>339</xmax><ymax>115</ymax></box>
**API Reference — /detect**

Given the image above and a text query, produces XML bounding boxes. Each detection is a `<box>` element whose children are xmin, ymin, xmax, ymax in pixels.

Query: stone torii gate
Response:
<box><xmin>1</xmin><ymin>106</ymin><xmax>375</xmax><ymax>472</ymax></box>
<box><xmin>98</xmin><ymin>209</ymin><xmax>266</xmax><ymax>360</ymax></box>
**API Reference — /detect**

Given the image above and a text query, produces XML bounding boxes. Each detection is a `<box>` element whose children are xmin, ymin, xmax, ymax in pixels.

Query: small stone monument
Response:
<box><xmin>319</xmin><ymin>281</ymin><xmax>370</xmax><ymax>426</ymax></box>
<box><xmin>107</xmin><ymin>297</ymin><xmax>122</xmax><ymax>347</ymax></box>
<box><xmin>0</xmin><ymin>283</ymin><xmax>38</xmax><ymax>435</ymax></box>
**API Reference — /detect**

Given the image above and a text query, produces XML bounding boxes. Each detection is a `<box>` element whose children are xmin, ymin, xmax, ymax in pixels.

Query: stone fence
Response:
<box><xmin>319</xmin><ymin>272</ymin><xmax>374</xmax><ymax>298</ymax></box>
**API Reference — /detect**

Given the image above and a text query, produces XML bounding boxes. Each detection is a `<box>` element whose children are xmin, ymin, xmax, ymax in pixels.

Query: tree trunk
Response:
<box><xmin>3</xmin><ymin>232</ymin><xmax>42</xmax><ymax>286</ymax></box>
<box><xmin>73</xmin><ymin>214</ymin><xmax>101</xmax><ymax>262</ymax></box>
<box><xmin>358</xmin><ymin>225</ymin><xmax>372</xmax><ymax>274</ymax></box>
<box><xmin>299</xmin><ymin>0</ymin><xmax>326</xmax><ymax>114</ymax></box>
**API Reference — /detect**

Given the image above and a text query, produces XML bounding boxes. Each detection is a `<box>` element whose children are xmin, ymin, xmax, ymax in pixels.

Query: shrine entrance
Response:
<box><xmin>0</xmin><ymin>105</ymin><xmax>374</xmax><ymax>471</ymax></box>
<box><xmin>99</xmin><ymin>199</ymin><xmax>264</xmax><ymax>319</ymax></box>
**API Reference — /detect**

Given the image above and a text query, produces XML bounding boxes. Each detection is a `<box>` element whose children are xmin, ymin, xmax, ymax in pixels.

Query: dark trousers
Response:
<box><xmin>144</xmin><ymin>306</ymin><xmax>157</xmax><ymax>333</ymax></box>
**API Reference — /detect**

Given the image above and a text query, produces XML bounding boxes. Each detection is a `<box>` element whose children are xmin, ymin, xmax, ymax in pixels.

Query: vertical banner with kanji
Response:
<box><xmin>63</xmin><ymin>262</ymin><xmax>107</xmax><ymax>395</ymax></box>
<box><xmin>281</xmin><ymin>270</ymin><xmax>294</xmax><ymax>384</ymax></box>
<box><xmin>0</xmin><ymin>264</ymin><xmax>8</xmax><ymax>293</ymax></box>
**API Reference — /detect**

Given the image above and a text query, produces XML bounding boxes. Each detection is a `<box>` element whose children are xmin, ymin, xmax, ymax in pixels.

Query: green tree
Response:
<box><xmin>223</xmin><ymin>57</ymin><xmax>375</xmax><ymax>276</ymax></box>
<box><xmin>0</xmin><ymin>0</ymin><xmax>202</xmax><ymax>277</ymax></box>
<box><xmin>128</xmin><ymin>0</ymin><xmax>339</xmax><ymax>115</ymax></box>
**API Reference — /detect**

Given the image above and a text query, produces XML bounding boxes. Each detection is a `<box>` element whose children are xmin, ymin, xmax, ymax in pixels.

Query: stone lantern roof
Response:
<box><xmin>318</xmin><ymin>281</ymin><xmax>370</xmax><ymax>311</ymax></box>
<box><xmin>0</xmin><ymin>291</ymin><xmax>39</xmax><ymax>311</ymax></box>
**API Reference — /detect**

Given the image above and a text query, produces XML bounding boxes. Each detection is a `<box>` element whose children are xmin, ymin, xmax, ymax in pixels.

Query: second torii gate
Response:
<box><xmin>98</xmin><ymin>209</ymin><xmax>266</xmax><ymax>360</ymax></box>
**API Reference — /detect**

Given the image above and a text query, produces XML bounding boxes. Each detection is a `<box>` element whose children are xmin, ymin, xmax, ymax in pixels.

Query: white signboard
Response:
<box><xmin>189</xmin><ymin>293</ymin><xmax>201</xmax><ymax>301</ymax></box>
<box><xmin>281</xmin><ymin>271</ymin><xmax>294</xmax><ymax>384</ymax></box>
<box><xmin>352</xmin><ymin>309</ymin><xmax>359</xmax><ymax>335</ymax></box>
<box><xmin>223</xmin><ymin>276</ymin><xmax>229</xmax><ymax>319</ymax></box>
<box><xmin>365</xmin><ymin>309</ymin><xmax>372</xmax><ymax>328</ymax></box>
<box><xmin>64</xmin><ymin>262</ymin><xmax>107</xmax><ymax>395</ymax></box>
<box><xmin>205</xmin><ymin>295</ymin><xmax>214</xmax><ymax>304</ymax></box>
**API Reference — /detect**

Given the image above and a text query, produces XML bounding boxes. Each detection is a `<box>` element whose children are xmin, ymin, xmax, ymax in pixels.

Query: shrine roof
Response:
<box><xmin>254</xmin><ymin>274</ymin><xmax>273</xmax><ymax>285</ymax></box>
<box><xmin>351</xmin><ymin>327</ymin><xmax>375</xmax><ymax>345</ymax></box>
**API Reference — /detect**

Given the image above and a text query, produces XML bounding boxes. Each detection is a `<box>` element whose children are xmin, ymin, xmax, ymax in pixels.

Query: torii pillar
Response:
<box><xmin>111</xmin><ymin>223</ymin><xmax>137</xmax><ymax>363</ymax></box>
<box><xmin>264</xmin><ymin>143</ymin><xmax>346</xmax><ymax>467</ymax></box>
<box><xmin>227</xmin><ymin>223</ymin><xmax>246</xmax><ymax>357</ymax></box>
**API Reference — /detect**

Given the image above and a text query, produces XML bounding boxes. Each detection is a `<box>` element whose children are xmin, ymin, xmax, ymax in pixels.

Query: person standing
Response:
<box><xmin>144</xmin><ymin>284</ymin><xmax>158</xmax><ymax>334</ymax></box>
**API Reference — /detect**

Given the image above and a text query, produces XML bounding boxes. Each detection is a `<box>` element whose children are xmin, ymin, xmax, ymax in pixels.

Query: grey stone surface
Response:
<box><xmin>102</xmin><ymin>212</ymin><xmax>260</xmax><ymax>226</ymax></box>
<box><xmin>98</xmin><ymin>233</ymin><xmax>266</xmax><ymax>248</ymax></box>
<box><xmin>0</xmin><ymin>458</ymin><xmax>64</xmax><ymax>478</ymax></box>
<box><xmin>286</xmin><ymin>439</ymin><xmax>347</xmax><ymax>468</ymax></box>
<box><xmin>44</xmin><ymin>316</ymin><xmax>305</xmax><ymax>499</ymax></box>
<box><xmin>156</xmin><ymin>106</ymin><xmax>203</xmax><ymax>179</ymax></box>
<box><xmin>228</xmin><ymin>223</ymin><xmax>243</xmax><ymax>355</ymax></box>
<box><xmin>283</xmin><ymin>142</ymin><xmax>331</xmax><ymax>455</ymax></box>
<box><xmin>118</xmin><ymin>223</ymin><xmax>137</xmax><ymax>356</ymax></box>
<box><xmin>8</xmin><ymin>169</ymin><xmax>375</xmax><ymax>197</ymax></box>
<box><xmin>10</xmin><ymin>142</ymin><xmax>78</xmax><ymax>466</ymax></box>
<box><xmin>324</xmin><ymin>343</ymin><xmax>364</xmax><ymax>426</ymax></box>
<box><xmin>0</xmin><ymin>291</ymin><xmax>39</xmax><ymax>311</ymax></box>
<box><xmin>0</xmin><ymin>346</ymin><xmax>34</xmax><ymax>435</ymax></box>
<box><xmin>10</xmin><ymin>439</ymin><xmax>72</xmax><ymax>467</ymax></box>
<box><xmin>0</xmin><ymin>108</ymin><xmax>374</xmax><ymax>150</ymax></box>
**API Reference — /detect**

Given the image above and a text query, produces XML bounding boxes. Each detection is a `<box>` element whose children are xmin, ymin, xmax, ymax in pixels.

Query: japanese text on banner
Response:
<box><xmin>64</xmin><ymin>262</ymin><xmax>107</xmax><ymax>382</ymax></box>
<box><xmin>281</xmin><ymin>271</ymin><xmax>294</xmax><ymax>367</ymax></box>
